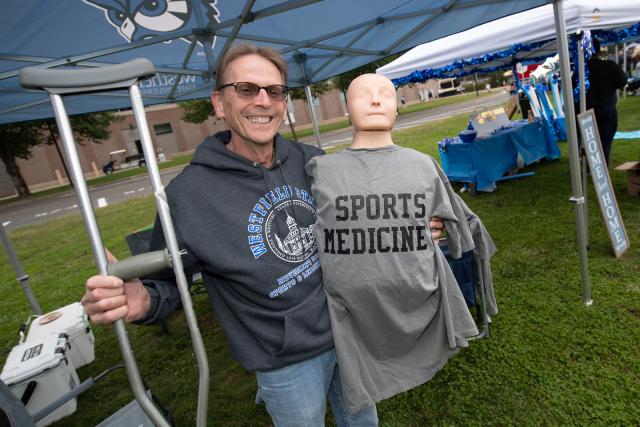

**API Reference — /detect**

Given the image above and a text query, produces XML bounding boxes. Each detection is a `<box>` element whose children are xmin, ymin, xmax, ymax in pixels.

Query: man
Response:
<box><xmin>82</xmin><ymin>45</ymin><xmax>442</xmax><ymax>425</ymax></box>
<box><xmin>586</xmin><ymin>38</ymin><xmax>628</xmax><ymax>165</ymax></box>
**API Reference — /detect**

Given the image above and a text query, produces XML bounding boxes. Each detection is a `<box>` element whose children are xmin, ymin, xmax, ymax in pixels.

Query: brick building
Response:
<box><xmin>0</xmin><ymin>81</ymin><xmax>443</xmax><ymax>197</ymax></box>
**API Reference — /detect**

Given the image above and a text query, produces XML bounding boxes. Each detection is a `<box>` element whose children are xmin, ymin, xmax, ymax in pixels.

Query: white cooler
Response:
<box><xmin>27</xmin><ymin>302</ymin><xmax>95</xmax><ymax>369</ymax></box>
<box><xmin>1</xmin><ymin>333</ymin><xmax>79</xmax><ymax>427</ymax></box>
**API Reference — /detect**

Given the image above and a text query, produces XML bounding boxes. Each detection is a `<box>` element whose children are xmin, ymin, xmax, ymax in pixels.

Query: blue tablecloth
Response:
<box><xmin>438</xmin><ymin>120</ymin><xmax>560</xmax><ymax>191</ymax></box>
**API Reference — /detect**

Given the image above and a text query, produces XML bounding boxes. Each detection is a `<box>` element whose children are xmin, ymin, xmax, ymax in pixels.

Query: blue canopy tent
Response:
<box><xmin>3</xmin><ymin>1</ymin><xmax>577</xmax><ymax>425</ymax></box>
<box><xmin>0</xmin><ymin>0</ymin><xmax>551</xmax><ymax>139</ymax></box>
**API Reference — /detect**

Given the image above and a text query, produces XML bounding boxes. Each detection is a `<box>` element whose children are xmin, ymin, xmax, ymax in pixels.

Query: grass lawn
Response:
<box><xmin>0</xmin><ymin>97</ymin><xmax>638</xmax><ymax>425</ymax></box>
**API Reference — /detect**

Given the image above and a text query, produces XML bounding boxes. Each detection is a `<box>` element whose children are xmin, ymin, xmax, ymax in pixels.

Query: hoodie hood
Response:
<box><xmin>190</xmin><ymin>130</ymin><xmax>292</xmax><ymax>177</ymax></box>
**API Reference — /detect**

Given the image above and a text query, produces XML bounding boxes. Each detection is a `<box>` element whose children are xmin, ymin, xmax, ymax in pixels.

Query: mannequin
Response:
<box><xmin>305</xmin><ymin>74</ymin><xmax>490</xmax><ymax>413</ymax></box>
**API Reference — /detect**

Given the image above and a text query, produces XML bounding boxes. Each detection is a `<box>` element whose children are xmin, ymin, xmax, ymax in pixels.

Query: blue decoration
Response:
<box><xmin>569</xmin><ymin>31</ymin><xmax>593</xmax><ymax>103</ymax></box>
<box><xmin>391</xmin><ymin>21</ymin><xmax>640</xmax><ymax>107</ymax></box>
<box><xmin>592</xmin><ymin>22</ymin><xmax>640</xmax><ymax>44</ymax></box>
<box><xmin>391</xmin><ymin>40</ymin><xmax>550</xmax><ymax>86</ymax></box>
<box><xmin>459</xmin><ymin>129</ymin><xmax>477</xmax><ymax>143</ymax></box>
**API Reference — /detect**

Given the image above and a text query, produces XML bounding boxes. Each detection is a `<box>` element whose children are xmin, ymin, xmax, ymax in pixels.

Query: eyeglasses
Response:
<box><xmin>218</xmin><ymin>82</ymin><xmax>290</xmax><ymax>102</ymax></box>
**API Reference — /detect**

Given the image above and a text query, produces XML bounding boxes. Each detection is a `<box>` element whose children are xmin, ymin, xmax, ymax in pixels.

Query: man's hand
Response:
<box><xmin>81</xmin><ymin>250</ymin><xmax>150</xmax><ymax>325</ymax></box>
<box><xmin>429</xmin><ymin>217</ymin><xmax>444</xmax><ymax>240</ymax></box>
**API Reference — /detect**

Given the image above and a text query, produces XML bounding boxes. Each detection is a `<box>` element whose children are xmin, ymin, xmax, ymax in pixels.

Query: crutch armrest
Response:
<box><xmin>19</xmin><ymin>58</ymin><xmax>155</xmax><ymax>94</ymax></box>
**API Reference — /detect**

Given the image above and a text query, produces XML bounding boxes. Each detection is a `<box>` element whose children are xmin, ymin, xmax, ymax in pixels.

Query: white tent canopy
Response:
<box><xmin>377</xmin><ymin>0</ymin><xmax>640</xmax><ymax>80</ymax></box>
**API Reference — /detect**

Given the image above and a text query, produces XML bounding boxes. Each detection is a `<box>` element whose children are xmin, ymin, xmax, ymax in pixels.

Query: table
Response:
<box><xmin>438</xmin><ymin>119</ymin><xmax>560</xmax><ymax>193</ymax></box>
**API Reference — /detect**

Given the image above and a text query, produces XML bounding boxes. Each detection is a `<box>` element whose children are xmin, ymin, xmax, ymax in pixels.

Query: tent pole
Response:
<box><xmin>305</xmin><ymin>84</ymin><xmax>322</xmax><ymax>148</ymax></box>
<box><xmin>577</xmin><ymin>35</ymin><xmax>589</xmax><ymax>245</ymax></box>
<box><xmin>286</xmin><ymin>110</ymin><xmax>299</xmax><ymax>142</ymax></box>
<box><xmin>474</xmin><ymin>72</ymin><xmax>479</xmax><ymax>97</ymax></box>
<box><xmin>623</xmin><ymin>42</ymin><xmax>627</xmax><ymax>99</ymax></box>
<box><xmin>553</xmin><ymin>0</ymin><xmax>591</xmax><ymax>305</ymax></box>
<box><xmin>615</xmin><ymin>44</ymin><xmax>620</xmax><ymax>99</ymax></box>
<box><xmin>0</xmin><ymin>224</ymin><xmax>42</xmax><ymax>315</ymax></box>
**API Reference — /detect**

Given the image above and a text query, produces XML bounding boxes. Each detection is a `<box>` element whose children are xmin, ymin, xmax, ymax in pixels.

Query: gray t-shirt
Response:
<box><xmin>306</xmin><ymin>145</ymin><xmax>478</xmax><ymax>413</ymax></box>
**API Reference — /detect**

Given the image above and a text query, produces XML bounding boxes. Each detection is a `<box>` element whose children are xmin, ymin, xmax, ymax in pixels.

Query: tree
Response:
<box><xmin>0</xmin><ymin>122</ymin><xmax>42</xmax><ymax>197</ymax></box>
<box><xmin>0</xmin><ymin>111</ymin><xmax>120</xmax><ymax>198</ymax></box>
<box><xmin>289</xmin><ymin>80</ymin><xmax>331</xmax><ymax>102</ymax></box>
<box><xmin>179</xmin><ymin>99</ymin><xmax>215</xmax><ymax>124</ymax></box>
<box><xmin>484</xmin><ymin>70</ymin><xmax>506</xmax><ymax>89</ymax></box>
<box><xmin>333</xmin><ymin>54</ymin><xmax>401</xmax><ymax>103</ymax></box>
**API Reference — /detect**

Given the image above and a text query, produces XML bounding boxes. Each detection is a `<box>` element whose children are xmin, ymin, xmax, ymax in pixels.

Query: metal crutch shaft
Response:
<box><xmin>129</xmin><ymin>83</ymin><xmax>209</xmax><ymax>427</ymax></box>
<box><xmin>48</xmin><ymin>93</ymin><xmax>171</xmax><ymax>427</ymax></box>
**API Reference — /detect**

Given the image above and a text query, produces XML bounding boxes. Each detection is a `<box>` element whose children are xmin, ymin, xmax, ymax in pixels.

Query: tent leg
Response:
<box><xmin>615</xmin><ymin>44</ymin><xmax>620</xmax><ymax>100</ymax></box>
<box><xmin>286</xmin><ymin>109</ymin><xmax>299</xmax><ymax>142</ymax></box>
<box><xmin>0</xmin><ymin>224</ymin><xmax>42</xmax><ymax>315</ymax></box>
<box><xmin>553</xmin><ymin>0</ymin><xmax>592</xmax><ymax>305</ymax></box>
<box><xmin>305</xmin><ymin>85</ymin><xmax>322</xmax><ymax>148</ymax></box>
<box><xmin>49</xmin><ymin>93</ymin><xmax>172</xmax><ymax>427</ymax></box>
<box><xmin>474</xmin><ymin>72</ymin><xmax>479</xmax><ymax>97</ymax></box>
<box><xmin>623</xmin><ymin>42</ymin><xmax>627</xmax><ymax>99</ymax></box>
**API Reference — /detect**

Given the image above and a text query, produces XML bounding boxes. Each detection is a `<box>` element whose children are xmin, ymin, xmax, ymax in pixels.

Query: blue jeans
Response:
<box><xmin>255</xmin><ymin>348</ymin><xmax>378</xmax><ymax>426</ymax></box>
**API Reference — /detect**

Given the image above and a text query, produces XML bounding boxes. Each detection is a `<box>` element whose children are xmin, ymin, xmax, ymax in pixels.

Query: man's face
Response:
<box><xmin>212</xmin><ymin>54</ymin><xmax>286</xmax><ymax>147</ymax></box>
<box><xmin>347</xmin><ymin>74</ymin><xmax>397</xmax><ymax>132</ymax></box>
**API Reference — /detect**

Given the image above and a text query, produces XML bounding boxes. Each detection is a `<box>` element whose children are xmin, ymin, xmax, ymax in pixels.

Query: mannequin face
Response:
<box><xmin>347</xmin><ymin>74</ymin><xmax>397</xmax><ymax>132</ymax></box>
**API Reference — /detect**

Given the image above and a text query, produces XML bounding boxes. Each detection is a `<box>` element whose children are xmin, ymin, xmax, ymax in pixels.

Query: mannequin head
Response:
<box><xmin>347</xmin><ymin>74</ymin><xmax>397</xmax><ymax>132</ymax></box>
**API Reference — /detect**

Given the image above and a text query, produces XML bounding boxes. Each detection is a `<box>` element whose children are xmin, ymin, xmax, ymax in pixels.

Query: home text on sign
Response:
<box><xmin>577</xmin><ymin>110</ymin><xmax>629</xmax><ymax>258</ymax></box>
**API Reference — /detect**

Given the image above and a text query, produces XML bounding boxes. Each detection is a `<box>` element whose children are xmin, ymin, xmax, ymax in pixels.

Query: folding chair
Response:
<box><xmin>19</xmin><ymin>59</ymin><xmax>209</xmax><ymax>427</ymax></box>
<box><xmin>439</xmin><ymin>240</ymin><xmax>491</xmax><ymax>339</ymax></box>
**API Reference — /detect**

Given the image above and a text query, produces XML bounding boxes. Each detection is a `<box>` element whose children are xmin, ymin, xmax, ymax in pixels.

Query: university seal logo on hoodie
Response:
<box><xmin>247</xmin><ymin>184</ymin><xmax>318</xmax><ymax>263</ymax></box>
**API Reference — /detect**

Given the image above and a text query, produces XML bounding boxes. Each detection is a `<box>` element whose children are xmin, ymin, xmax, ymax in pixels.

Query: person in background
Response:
<box><xmin>586</xmin><ymin>38</ymin><xmax>628</xmax><ymax>165</ymax></box>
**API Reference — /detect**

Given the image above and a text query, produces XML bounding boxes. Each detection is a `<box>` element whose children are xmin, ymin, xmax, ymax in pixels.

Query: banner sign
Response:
<box><xmin>577</xmin><ymin>110</ymin><xmax>630</xmax><ymax>258</ymax></box>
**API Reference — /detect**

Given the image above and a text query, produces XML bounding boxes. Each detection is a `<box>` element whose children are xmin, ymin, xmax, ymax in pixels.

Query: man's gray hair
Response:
<box><xmin>214</xmin><ymin>44</ymin><xmax>288</xmax><ymax>89</ymax></box>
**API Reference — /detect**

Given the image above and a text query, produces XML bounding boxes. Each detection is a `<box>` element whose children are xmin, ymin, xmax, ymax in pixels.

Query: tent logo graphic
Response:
<box><xmin>83</xmin><ymin>0</ymin><xmax>220</xmax><ymax>44</ymax></box>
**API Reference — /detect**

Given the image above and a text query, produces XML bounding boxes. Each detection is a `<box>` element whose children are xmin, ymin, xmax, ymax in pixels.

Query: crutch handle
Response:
<box><xmin>106</xmin><ymin>249</ymin><xmax>172</xmax><ymax>281</ymax></box>
<box><xmin>19</xmin><ymin>58</ymin><xmax>155</xmax><ymax>94</ymax></box>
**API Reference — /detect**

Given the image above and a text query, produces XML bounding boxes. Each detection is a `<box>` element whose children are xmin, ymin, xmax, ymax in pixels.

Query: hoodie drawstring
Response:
<box><xmin>275</xmin><ymin>160</ymin><xmax>306</xmax><ymax>256</ymax></box>
<box><xmin>253</xmin><ymin>161</ymin><xmax>286</xmax><ymax>242</ymax></box>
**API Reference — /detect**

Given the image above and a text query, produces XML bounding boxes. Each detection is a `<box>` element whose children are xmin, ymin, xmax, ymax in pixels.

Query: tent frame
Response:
<box><xmin>553</xmin><ymin>0</ymin><xmax>592</xmax><ymax>305</ymax></box>
<box><xmin>0</xmin><ymin>0</ymin><xmax>550</xmax><ymax>125</ymax></box>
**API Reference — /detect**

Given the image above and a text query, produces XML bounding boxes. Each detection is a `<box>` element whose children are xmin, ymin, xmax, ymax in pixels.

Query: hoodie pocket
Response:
<box><xmin>276</xmin><ymin>298</ymin><xmax>331</xmax><ymax>356</ymax></box>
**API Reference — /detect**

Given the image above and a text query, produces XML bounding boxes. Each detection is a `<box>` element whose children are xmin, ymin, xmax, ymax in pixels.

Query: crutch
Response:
<box><xmin>19</xmin><ymin>59</ymin><xmax>209</xmax><ymax>427</ymax></box>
